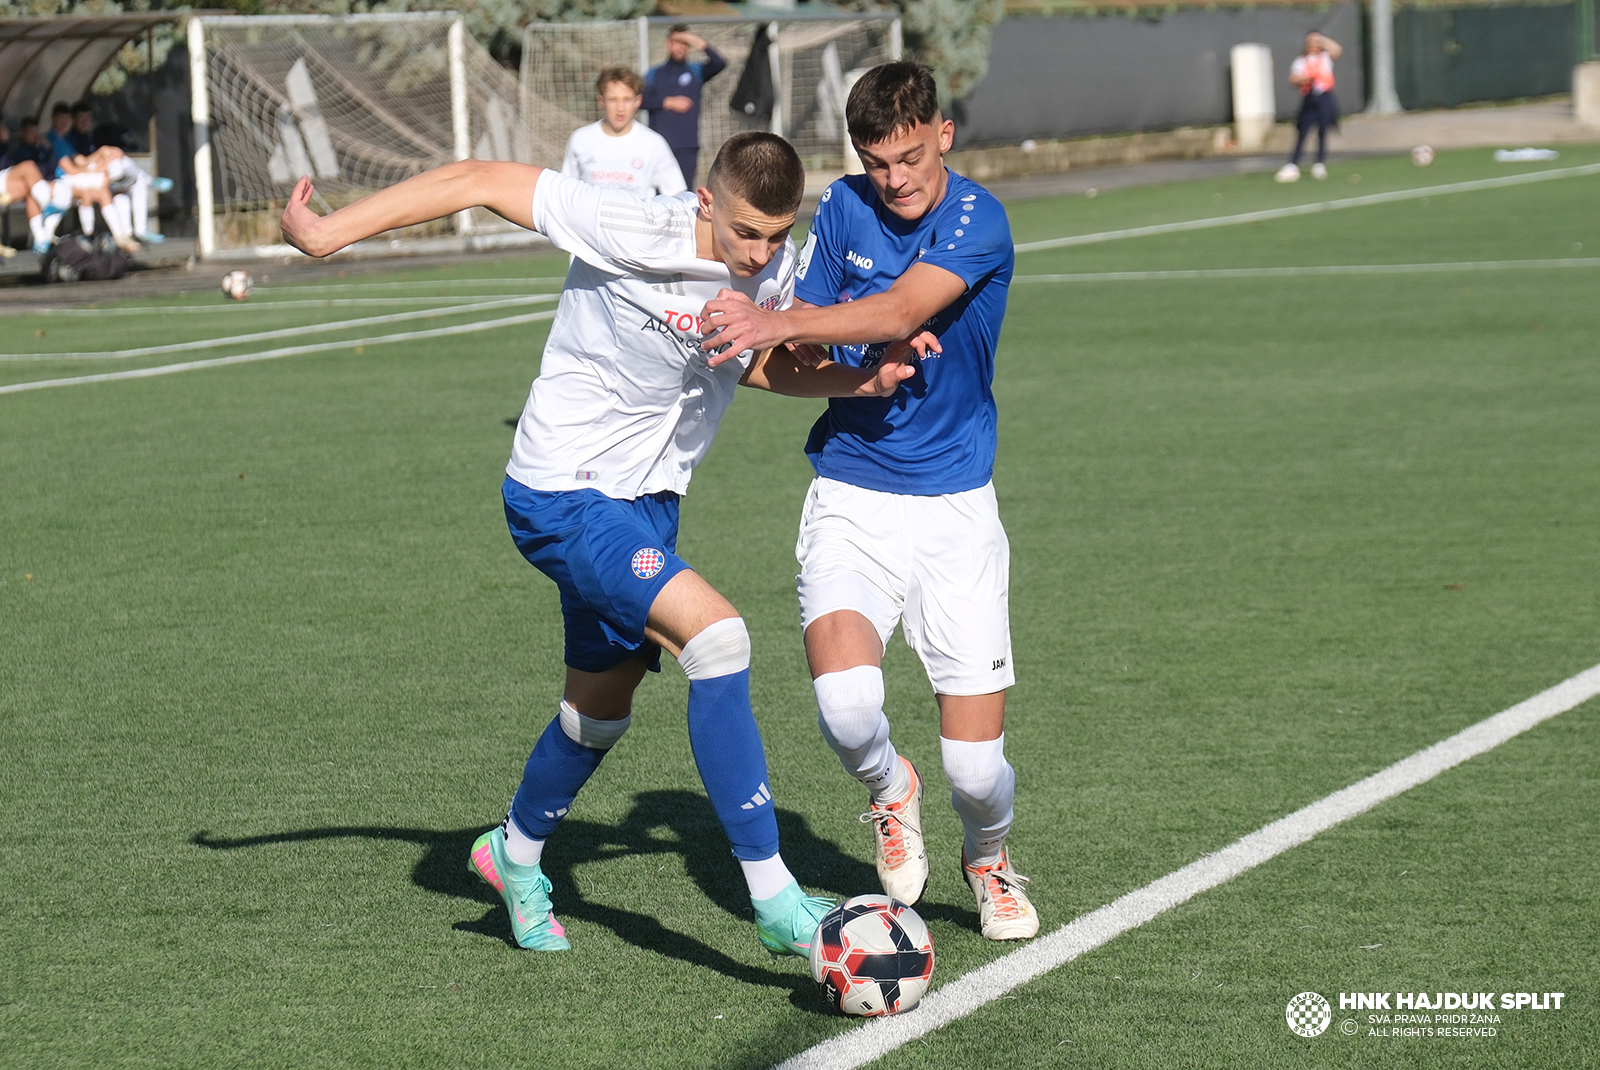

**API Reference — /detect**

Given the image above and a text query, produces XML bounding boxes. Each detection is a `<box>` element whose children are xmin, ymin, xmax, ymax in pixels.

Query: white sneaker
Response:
<box><xmin>860</xmin><ymin>757</ymin><xmax>928</xmax><ymax>905</ymax></box>
<box><xmin>1311</xmin><ymin>162</ymin><xmax>1327</xmax><ymax>180</ymax></box>
<box><xmin>1274</xmin><ymin>163</ymin><xmax>1301</xmax><ymax>183</ymax></box>
<box><xmin>963</xmin><ymin>848</ymin><xmax>1039</xmax><ymax>941</ymax></box>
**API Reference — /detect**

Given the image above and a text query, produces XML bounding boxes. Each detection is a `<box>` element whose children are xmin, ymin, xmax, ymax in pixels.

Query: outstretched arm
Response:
<box><xmin>280</xmin><ymin>160</ymin><xmax>543</xmax><ymax>258</ymax></box>
<box><xmin>701</xmin><ymin>261</ymin><xmax>966</xmax><ymax>362</ymax></box>
<box><xmin>741</xmin><ymin>343</ymin><xmax>917</xmax><ymax>398</ymax></box>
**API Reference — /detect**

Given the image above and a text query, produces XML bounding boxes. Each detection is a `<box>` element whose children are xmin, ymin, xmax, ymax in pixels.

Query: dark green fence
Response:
<box><xmin>1395</xmin><ymin>1</ymin><xmax>1576</xmax><ymax>109</ymax></box>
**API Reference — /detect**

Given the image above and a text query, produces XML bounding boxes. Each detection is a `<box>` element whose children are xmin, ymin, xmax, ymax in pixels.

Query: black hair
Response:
<box><xmin>51</xmin><ymin>101</ymin><xmax>70</xmax><ymax>116</ymax></box>
<box><xmin>71</xmin><ymin>100</ymin><xmax>92</xmax><ymax>114</ymax></box>
<box><xmin>669</xmin><ymin>23</ymin><xmax>690</xmax><ymax>35</ymax></box>
<box><xmin>707</xmin><ymin>131</ymin><xmax>804</xmax><ymax>216</ymax></box>
<box><xmin>846</xmin><ymin>61</ymin><xmax>940</xmax><ymax>146</ymax></box>
<box><xmin>21</xmin><ymin>115</ymin><xmax>39</xmax><ymax>127</ymax></box>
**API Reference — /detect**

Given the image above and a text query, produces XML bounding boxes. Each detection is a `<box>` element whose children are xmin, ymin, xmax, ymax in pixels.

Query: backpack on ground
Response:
<box><xmin>41</xmin><ymin>207</ymin><xmax>129</xmax><ymax>283</ymax></box>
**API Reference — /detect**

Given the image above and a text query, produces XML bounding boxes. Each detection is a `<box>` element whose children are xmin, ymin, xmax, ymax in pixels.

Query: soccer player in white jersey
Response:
<box><xmin>563</xmin><ymin>67</ymin><xmax>687</xmax><ymax>197</ymax></box>
<box><xmin>701</xmin><ymin>63</ymin><xmax>1039</xmax><ymax>941</ymax></box>
<box><xmin>278</xmin><ymin>133</ymin><xmax>915</xmax><ymax>958</ymax></box>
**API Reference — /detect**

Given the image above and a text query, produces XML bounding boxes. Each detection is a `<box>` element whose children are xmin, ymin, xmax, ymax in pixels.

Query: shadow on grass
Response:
<box><xmin>193</xmin><ymin>788</ymin><xmax>973</xmax><ymax>1005</ymax></box>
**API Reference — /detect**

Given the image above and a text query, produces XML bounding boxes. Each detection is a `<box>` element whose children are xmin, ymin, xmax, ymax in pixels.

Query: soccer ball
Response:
<box><xmin>809</xmin><ymin>895</ymin><xmax>935</xmax><ymax>1017</ymax></box>
<box><xmin>220</xmin><ymin>270</ymin><xmax>254</xmax><ymax>300</ymax></box>
<box><xmin>1411</xmin><ymin>145</ymin><xmax>1435</xmax><ymax>167</ymax></box>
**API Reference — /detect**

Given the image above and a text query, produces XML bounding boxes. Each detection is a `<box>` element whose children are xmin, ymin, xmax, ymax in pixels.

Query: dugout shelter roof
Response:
<box><xmin>0</xmin><ymin>14</ymin><xmax>195</xmax><ymax>124</ymax></box>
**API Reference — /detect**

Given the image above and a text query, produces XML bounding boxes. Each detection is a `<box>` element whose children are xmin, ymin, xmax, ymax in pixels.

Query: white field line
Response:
<box><xmin>1013</xmin><ymin>162</ymin><xmax>1600</xmax><ymax>252</ymax></box>
<box><xmin>18</xmin><ymin>296</ymin><xmax>559</xmax><ymax>315</ymax></box>
<box><xmin>0</xmin><ymin>310</ymin><xmax>556</xmax><ymax>396</ymax></box>
<box><xmin>1013</xmin><ymin>257</ymin><xmax>1600</xmax><ymax>283</ymax></box>
<box><xmin>776</xmin><ymin>661</ymin><xmax>1600</xmax><ymax>1070</ymax></box>
<box><xmin>0</xmin><ymin>295</ymin><xmax>556</xmax><ymax>362</ymax></box>
<box><xmin>257</xmin><ymin>277</ymin><xmax>566</xmax><ymax>293</ymax></box>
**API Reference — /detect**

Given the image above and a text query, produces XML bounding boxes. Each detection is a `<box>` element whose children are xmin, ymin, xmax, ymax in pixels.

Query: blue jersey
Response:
<box><xmin>795</xmin><ymin>171</ymin><xmax>1013</xmax><ymax>496</ymax></box>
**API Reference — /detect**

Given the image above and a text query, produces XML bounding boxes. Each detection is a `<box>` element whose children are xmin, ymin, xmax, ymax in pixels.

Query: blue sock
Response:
<box><xmin>686</xmin><ymin>668</ymin><xmax>781</xmax><ymax>860</ymax></box>
<box><xmin>510</xmin><ymin>714</ymin><xmax>608</xmax><ymax>839</ymax></box>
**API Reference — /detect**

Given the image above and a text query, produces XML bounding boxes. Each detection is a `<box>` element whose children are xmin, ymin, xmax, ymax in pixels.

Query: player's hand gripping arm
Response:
<box><xmin>741</xmin><ymin>342</ymin><xmax>917</xmax><ymax>398</ymax></box>
<box><xmin>700</xmin><ymin>261</ymin><xmax>966</xmax><ymax>362</ymax></box>
<box><xmin>280</xmin><ymin>162</ymin><xmax>543</xmax><ymax>258</ymax></box>
<box><xmin>739</xmin><ymin>297</ymin><xmax>922</xmax><ymax>397</ymax></box>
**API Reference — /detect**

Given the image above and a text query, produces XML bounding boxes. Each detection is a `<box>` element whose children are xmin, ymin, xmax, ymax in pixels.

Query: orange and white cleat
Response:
<box><xmin>962</xmin><ymin>848</ymin><xmax>1039</xmax><ymax>941</ymax></box>
<box><xmin>860</xmin><ymin>756</ymin><xmax>928</xmax><ymax>905</ymax></box>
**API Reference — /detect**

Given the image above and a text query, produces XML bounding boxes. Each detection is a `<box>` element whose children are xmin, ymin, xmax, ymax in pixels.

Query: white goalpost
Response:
<box><xmin>189</xmin><ymin>10</ymin><xmax>901</xmax><ymax>260</ymax></box>
<box><xmin>189</xmin><ymin>13</ymin><xmax>536</xmax><ymax>260</ymax></box>
<box><xmin>521</xmin><ymin>11</ymin><xmax>901</xmax><ymax>191</ymax></box>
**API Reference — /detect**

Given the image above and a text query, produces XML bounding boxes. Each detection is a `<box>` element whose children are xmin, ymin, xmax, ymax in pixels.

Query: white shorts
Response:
<box><xmin>796</xmin><ymin>477</ymin><xmax>1014</xmax><ymax>696</ymax></box>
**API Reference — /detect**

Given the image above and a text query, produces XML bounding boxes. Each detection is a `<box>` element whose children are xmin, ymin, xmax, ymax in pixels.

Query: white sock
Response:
<box><xmin>50</xmin><ymin>181</ymin><xmax>72</xmax><ymax>211</ymax></box>
<box><xmin>78</xmin><ymin>204</ymin><xmax>95</xmax><ymax>233</ymax></box>
<box><xmin>40</xmin><ymin>211</ymin><xmax>63</xmax><ymax>243</ymax></box>
<box><xmin>502</xmin><ymin>812</ymin><xmax>544</xmax><ymax>866</ymax></box>
<box><xmin>30</xmin><ymin>180</ymin><xmax>51</xmax><ymax>209</ymax></box>
<box><xmin>128</xmin><ymin>176</ymin><xmax>150</xmax><ymax>235</ymax></box>
<box><xmin>29</xmin><ymin>213</ymin><xmax>46</xmax><ymax>246</ymax></box>
<box><xmin>814</xmin><ymin>665</ymin><xmax>907</xmax><ymax>802</ymax></box>
<box><xmin>740</xmin><ymin>853</ymin><xmax>797</xmax><ymax>901</ymax></box>
<box><xmin>107</xmin><ymin>196</ymin><xmax>133</xmax><ymax>240</ymax></box>
<box><xmin>941</xmin><ymin>734</ymin><xmax>1014</xmax><ymax>865</ymax></box>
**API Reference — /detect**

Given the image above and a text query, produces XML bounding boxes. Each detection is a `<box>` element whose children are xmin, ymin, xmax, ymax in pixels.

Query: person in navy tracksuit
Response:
<box><xmin>642</xmin><ymin>25</ymin><xmax>726</xmax><ymax>188</ymax></box>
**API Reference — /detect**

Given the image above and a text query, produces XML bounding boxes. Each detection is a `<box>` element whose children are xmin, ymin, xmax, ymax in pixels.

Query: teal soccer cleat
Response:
<box><xmin>753</xmin><ymin>882</ymin><xmax>835</xmax><ymax>958</ymax></box>
<box><xmin>468</xmin><ymin>827</ymin><xmax>571</xmax><ymax>951</ymax></box>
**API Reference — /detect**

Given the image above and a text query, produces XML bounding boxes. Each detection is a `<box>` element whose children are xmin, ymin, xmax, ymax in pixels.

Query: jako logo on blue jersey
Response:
<box><xmin>631</xmin><ymin>548</ymin><xmax>666</xmax><ymax>579</ymax></box>
<box><xmin>845</xmin><ymin>249</ymin><xmax>874</xmax><ymax>271</ymax></box>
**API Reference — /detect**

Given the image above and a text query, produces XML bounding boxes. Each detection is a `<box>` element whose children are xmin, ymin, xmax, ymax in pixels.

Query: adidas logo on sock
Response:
<box><xmin>740</xmin><ymin>782</ymin><xmax>772</xmax><ymax>810</ymax></box>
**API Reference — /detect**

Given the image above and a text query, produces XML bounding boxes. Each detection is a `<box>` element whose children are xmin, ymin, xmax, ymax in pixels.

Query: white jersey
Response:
<box><xmin>507</xmin><ymin>170</ymin><xmax>795</xmax><ymax>500</ymax></box>
<box><xmin>561</xmin><ymin>121</ymin><xmax>687</xmax><ymax>196</ymax></box>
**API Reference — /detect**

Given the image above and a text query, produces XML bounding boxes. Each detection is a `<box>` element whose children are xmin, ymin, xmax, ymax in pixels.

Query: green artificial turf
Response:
<box><xmin>2</xmin><ymin>147</ymin><xmax>1597</xmax><ymax>1068</ymax></box>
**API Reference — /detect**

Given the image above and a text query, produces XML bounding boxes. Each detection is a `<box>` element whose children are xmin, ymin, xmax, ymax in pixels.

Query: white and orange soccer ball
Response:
<box><xmin>809</xmin><ymin>895</ymin><xmax>935</xmax><ymax>1017</ymax></box>
<box><xmin>220</xmin><ymin>270</ymin><xmax>254</xmax><ymax>301</ymax></box>
<box><xmin>1411</xmin><ymin>145</ymin><xmax>1435</xmax><ymax>167</ymax></box>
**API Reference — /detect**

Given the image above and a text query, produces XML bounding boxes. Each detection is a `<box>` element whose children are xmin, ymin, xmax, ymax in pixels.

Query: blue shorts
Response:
<box><xmin>502</xmin><ymin>476</ymin><xmax>691</xmax><ymax>674</ymax></box>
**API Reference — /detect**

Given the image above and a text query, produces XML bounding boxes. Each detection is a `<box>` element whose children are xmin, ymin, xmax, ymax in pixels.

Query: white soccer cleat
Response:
<box><xmin>860</xmin><ymin>756</ymin><xmax>928</xmax><ymax>905</ymax></box>
<box><xmin>1274</xmin><ymin>163</ymin><xmax>1300</xmax><ymax>183</ymax></box>
<box><xmin>963</xmin><ymin>848</ymin><xmax>1039</xmax><ymax>941</ymax></box>
<box><xmin>1311</xmin><ymin>162</ymin><xmax>1327</xmax><ymax>180</ymax></box>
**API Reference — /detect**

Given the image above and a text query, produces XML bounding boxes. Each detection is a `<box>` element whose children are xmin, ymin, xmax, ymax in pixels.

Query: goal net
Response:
<box><xmin>190</xmin><ymin>13</ymin><xmax>534</xmax><ymax>259</ymax></box>
<box><xmin>521</xmin><ymin>13</ymin><xmax>901</xmax><ymax>190</ymax></box>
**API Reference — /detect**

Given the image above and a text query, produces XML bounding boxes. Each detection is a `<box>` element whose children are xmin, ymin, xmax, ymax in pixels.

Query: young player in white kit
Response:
<box><xmin>279</xmin><ymin>134</ymin><xmax>915</xmax><ymax>958</ymax></box>
<box><xmin>702</xmin><ymin>63</ymin><xmax>1039</xmax><ymax>941</ymax></box>
<box><xmin>563</xmin><ymin>67</ymin><xmax>687</xmax><ymax>197</ymax></box>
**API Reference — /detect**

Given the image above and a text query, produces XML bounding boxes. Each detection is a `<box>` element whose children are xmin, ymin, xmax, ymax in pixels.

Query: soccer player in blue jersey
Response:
<box><xmin>280</xmin><ymin>133</ymin><xmax>915</xmax><ymax>959</ymax></box>
<box><xmin>701</xmin><ymin>62</ymin><xmax>1038</xmax><ymax>941</ymax></box>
